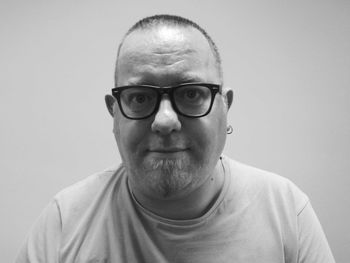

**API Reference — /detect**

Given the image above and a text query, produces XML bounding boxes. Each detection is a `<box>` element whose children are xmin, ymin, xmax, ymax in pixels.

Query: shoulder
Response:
<box><xmin>55</xmin><ymin>165</ymin><xmax>123</xmax><ymax>201</ymax></box>
<box><xmin>53</xmin><ymin>164</ymin><xmax>126</xmax><ymax>223</ymax></box>
<box><xmin>222</xmin><ymin>156</ymin><xmax>309</xmax><ymax>215</ymax></box>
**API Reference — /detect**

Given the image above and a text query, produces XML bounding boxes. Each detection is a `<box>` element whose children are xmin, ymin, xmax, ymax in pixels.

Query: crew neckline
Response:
<box><xmin>128</xmin><ymin>156</ymin><xmax>231</xmax><ymax>227</ymax></box>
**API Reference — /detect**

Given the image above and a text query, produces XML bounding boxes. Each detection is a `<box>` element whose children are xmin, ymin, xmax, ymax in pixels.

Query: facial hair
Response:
<box><xmin>139</xmin><ymin>156</ymin><xmax>197</xmax><ymax>198</ymax></box>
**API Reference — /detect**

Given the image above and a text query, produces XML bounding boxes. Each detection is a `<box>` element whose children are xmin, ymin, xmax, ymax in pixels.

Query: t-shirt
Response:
<box><xmin>16</xmin><ymin>156</ymin><xmax>335</xmax><ymax>263</ymax></box>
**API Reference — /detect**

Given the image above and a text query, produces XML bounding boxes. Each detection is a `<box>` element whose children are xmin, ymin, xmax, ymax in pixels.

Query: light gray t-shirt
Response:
<box><xmin>16</xmin><ymin>156</ymin><xmax>335</xmax><ymax>262</ymax></box>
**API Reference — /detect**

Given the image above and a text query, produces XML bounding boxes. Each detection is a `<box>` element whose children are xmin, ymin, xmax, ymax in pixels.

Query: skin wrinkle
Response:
<box><xmin>119</xmin><ymin>50</ymin><xmax>196</xmax><ymax>77</ymax></box>
<box><xmin>118</xmin><ymin>51</ymin><xmax>214</xmax><ymax>88</ymax></box>
<box><xmin>124</xmin><ymin>73</ymin><xmax>204</xmax><ymax>87</ymax></box>
<box><xmin>151</xmin><ymin>46</ymin><xmax>195</xmax><ymax>55</ymax></box>
<box><xmin>116</xmin><ymin>26</ymin><xmax>222</xmax><ymax>86</ymax></box>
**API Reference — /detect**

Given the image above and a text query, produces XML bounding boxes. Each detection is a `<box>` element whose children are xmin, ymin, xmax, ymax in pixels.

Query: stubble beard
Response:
<box><xmin>135</xmin><ymin>156</ymin><xmax>198</xmax><ymax>198</ymax></box>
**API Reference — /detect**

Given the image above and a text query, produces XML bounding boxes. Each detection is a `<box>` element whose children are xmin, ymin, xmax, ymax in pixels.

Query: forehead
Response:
<box><xmin>116</xmin><ymin>26</ymin><xmax>219</xmax><ymax>86</ymax></box>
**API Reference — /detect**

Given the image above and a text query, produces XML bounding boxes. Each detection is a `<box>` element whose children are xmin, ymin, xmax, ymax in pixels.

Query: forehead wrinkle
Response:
<box><xmin>120</xmin><ymin>49</ymin><xmax>199</xmax><ymax>75</ymax></box>
<box><xmin>117</xmin><ymin>27</ymin><xmax>220</xmax><ymax>85</ymax></box>
<box><xmin>124</xmin><ymin>43</ymin><xmax>196</xmax><ymax>64</ymax></box>
<box><xmin>118</xmin><ymin>51</ymin><xmax>217</xmax><ymax>86</ymax></box>
<box><xmin>152</xmin><ymin>45</ymin><xmax>197</xmax><ymax>66</ymax></box>
<box><xmin>119</xmin><ymin>27</ymin><xmax>203</xmax><ymax>67</ymax></box>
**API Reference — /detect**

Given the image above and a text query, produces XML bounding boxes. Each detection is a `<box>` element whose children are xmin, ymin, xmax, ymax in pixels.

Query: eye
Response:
<box><xmin>175</xmin><ymin>86</ymin><xmax>209</xmax><ymax>106</ymax></box>
<box><xmin>184</xmin><ymin>89</ymin><xmax>200</xmax><ymax>100</ymax></box>
<box><xmin>122</xmin><ymin>88</ymin><xmax>154</xmax><ymax>105</ymax></box>
<box><xmin>132</xmin><ymin>93</ymin><xmax>148</xmax><ymax>104</ymax></box>
<box><xmin>120</xmin><ymin>87</ymin><xmax>157</xmax><ymax>114</ymax></box>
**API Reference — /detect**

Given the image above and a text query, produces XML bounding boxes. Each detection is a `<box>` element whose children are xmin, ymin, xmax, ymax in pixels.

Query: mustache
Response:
<box><xmin>145</xmin><ymin>136</ymin><xmax>191</xmax><ymax>150</ymax></box>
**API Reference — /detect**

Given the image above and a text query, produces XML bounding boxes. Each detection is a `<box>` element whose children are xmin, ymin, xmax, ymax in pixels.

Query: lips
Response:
<box><xmin>148</xmin><ymin>147</ymin><xmax>188</xmax><ymax>153</ymax></box>
<box><xmin>146</xmin><ymin>136</ymin><xmax>191</xmax><ymax>153</ymax></box>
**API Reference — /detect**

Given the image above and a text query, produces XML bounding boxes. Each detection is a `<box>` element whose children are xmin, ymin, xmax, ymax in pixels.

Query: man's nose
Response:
<box><xmin>151</xmin><ymin>96</ymin><xmax>181</xmax><ymax>135</ymax></box>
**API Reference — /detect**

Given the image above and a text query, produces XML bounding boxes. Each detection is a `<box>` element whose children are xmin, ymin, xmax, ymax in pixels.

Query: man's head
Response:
<box><xmin>105</xmin><ymin>15</ymin><xmax>233</xmax><ymax>202</ymax></box>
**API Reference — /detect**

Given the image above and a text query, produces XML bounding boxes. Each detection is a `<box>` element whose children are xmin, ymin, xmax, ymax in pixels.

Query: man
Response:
<box><xmin>17</xmin><ymin>15</ymin><xmax>335</xmax><ymax>262</ymax></box>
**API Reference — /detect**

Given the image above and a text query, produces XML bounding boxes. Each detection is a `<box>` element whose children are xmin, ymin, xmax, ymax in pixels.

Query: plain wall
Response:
<box><xmin>1</xmin><ymin>0</ymin><xmax>349</xmax><ymax>262</ymax></box>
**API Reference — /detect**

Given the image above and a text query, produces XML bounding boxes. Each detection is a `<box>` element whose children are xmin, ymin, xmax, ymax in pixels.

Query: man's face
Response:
<box><xmin>110</xmin><ymin>26</ymin><xmax>229</xmax><ymax>200</ymax></box>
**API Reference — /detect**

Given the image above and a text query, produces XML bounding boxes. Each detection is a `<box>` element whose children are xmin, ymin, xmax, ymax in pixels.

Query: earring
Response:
<box><xmin>227</xmin><ymin>125</ymin><xmax>233</xmax><ymax>134</ymax></box>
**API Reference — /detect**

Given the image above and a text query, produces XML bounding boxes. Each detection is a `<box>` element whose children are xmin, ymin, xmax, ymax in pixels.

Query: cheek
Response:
<box><xmin>193</xmin><ymin>101</ymin><xmax>227</xmax><ymax>157</ymax></box>
<box><xmin>113</xmin><ymin>116</ymin><xmax>150</xmax><ymax>159</ymax></box>
<box><xmin>185</xmin><ymin>116</ymin><xmax>226</xmax><ymax>160</ymax></box>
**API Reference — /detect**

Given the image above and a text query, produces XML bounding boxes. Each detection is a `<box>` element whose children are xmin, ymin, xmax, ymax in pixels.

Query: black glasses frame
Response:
<box><xmin>111</xmin><ymin>83</ymin><xmax>221</xmax><ymax>120</ymax></box>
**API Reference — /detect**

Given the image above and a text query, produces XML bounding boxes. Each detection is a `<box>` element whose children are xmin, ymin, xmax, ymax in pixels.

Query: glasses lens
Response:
<box><xmin>174</xmin><ymin>85</ymin><xmax>212</xmax><ymax>116</ymax></box>
<box><xmin>120</xmin><ymin>87</ymin><xmax>157</xmax><ymax>118</ymax></box>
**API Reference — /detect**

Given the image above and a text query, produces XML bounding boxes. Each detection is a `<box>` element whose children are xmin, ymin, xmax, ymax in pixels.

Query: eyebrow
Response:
<box><xmin>178</xmin><ymin>75</ymin><xmax>203</xmax><ymax>83</ymax></box>
<box><xmin>124</xmin><ymin>74</ymin><xmax>204</xmax><ymax>87</ymax></box>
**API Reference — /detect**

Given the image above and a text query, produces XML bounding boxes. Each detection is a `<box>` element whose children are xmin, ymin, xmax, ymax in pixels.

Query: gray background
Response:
<box><xmin>1</xmin><ymin>0</ymin><xmax>349</xmax><ymax>262</ymax></box>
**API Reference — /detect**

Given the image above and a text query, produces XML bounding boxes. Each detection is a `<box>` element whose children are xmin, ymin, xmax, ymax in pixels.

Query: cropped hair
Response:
<box><xmin>115</xmin><ymin>14</ymin><xmax>223</xmax><ymax>85</ymax></box>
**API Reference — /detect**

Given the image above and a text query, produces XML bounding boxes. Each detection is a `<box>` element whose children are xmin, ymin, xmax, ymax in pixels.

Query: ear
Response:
<box><xmin>222</xmin><ymin>86</ymin><xmax>234</xmax><ymax>110</ymax></box>
<box><xmin>105</xmin><ymin>94</ymin><xmax>116</xmax><ymax>117</ymax></box>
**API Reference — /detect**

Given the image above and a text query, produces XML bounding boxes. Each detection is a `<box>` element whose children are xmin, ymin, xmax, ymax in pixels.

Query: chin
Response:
<box><xmin>140</xmin><ymin>156</ymin><xmax>195</xmax><ymax>199</ymax></box>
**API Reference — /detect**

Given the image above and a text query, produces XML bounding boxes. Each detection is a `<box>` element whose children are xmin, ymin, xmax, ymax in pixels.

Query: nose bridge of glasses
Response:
<box><xmin>154</xmin><ymin>87</ymin><xmax>181</xmax><ymax>120</ymax></box>
<box><xmin>158</xmin><ymin>92</ymin><xmax>175</xmax><ymax>110</ymax></box>
<box><xmin>157</xmin><ymin>86</ymin><xmax>174</xmax><ymax>95</ymax></box>
<box><xmin>150</xmin><ymin>96</ymin><xmax>179</xmax><ymax>136</ymax></box>
<box><xmin>156</xmin><ymin>87</ymin><xmax>176</xmax><ymax>107</ymax></box>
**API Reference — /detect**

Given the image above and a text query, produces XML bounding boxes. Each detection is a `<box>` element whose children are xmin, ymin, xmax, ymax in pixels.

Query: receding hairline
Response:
<box><xmin>114</xmin><ymin>15</ymin><xmax>223</xmax><ymax>86</ymax></box>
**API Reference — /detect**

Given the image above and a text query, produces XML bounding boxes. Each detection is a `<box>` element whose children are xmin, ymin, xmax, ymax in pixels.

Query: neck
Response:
<box><xmin>131</xmin><ymin>160</ymin><xmax>225</xmax><ymax>220</ymax></box>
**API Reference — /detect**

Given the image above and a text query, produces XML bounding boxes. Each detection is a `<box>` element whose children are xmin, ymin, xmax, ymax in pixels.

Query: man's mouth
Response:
<box><xmin>149</xmin><ymin>147</ymin><xmax>188</xmax><ymax>153</ymax></box>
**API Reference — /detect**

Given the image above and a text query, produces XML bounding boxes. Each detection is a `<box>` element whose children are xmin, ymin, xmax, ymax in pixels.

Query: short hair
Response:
<box><xmin>114</xmin><ymin>14</ymin><xmax>223</xmax><ymax>86</ymax></box>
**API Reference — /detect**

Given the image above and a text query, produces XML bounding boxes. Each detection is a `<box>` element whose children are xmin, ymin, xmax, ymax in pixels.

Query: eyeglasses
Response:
<box><xmin>111</xmin><ymin>83</ymin><xmax>221</xmax><ymax>120</ymax></box>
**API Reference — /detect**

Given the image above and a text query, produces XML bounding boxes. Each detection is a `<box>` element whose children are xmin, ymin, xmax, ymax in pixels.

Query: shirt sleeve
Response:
<box><xmin>15</xmin><ymin>199</ymin><xmax>62</xmax><ymax>263</ymax></box>
<box><xmin>297</xmin><ymin>201</ymin><xmax>335</xmax><ymax>263</ymax></box>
